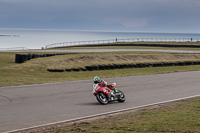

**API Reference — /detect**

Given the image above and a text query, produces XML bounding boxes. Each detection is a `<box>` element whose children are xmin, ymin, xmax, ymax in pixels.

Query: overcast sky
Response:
<box><xmin>0</xmin><ymin>0</ymin><xmax>200</xmax><ymax>32</ymax></box>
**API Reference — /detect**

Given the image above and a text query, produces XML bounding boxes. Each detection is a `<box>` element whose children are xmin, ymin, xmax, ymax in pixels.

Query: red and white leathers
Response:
<box><xmin>93</xmin><ymin>79</ymin><xmax>115</xmax><ymax>92</ymax></box>
<box><xmin>93</xmin><ymin>79</ymin><xmax>107</xmax><ymax>90</ymax></box>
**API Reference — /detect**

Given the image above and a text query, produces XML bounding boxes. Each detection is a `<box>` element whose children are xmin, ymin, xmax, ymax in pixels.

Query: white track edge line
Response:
<box><xmin>3</xmin><ymin>94</ymin><xmax>200</xmax><ymax>133</ymax></box>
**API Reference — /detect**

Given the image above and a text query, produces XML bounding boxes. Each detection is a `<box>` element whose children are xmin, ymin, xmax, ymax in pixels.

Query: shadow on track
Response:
<box><xmin>78</xmin><ymin>101</ymin><xmax>121</xmax><ymax>106</ymax></box>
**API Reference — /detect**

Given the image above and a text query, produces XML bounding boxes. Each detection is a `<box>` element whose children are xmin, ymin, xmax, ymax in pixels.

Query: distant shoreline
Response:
<box><xmin>0</xmin><ymin>35</ymin><xmax>11</xmax><ymax>36</ymax></box>
<box><xmin>0</xmin><ymin>35</ymin><xmax>20</xmax><ymax>37</ymax></box>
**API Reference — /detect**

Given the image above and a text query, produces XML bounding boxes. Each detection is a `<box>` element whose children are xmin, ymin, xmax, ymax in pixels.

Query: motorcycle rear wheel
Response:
<box><xmin>96</xmin><ymin>92</ymin><xmax>108</xmax><ymax>105</ymax></box>
<box><xmin>117</xmin><ymin>90</ymin><xmax>125</xmax><ymax>102</ymax></box>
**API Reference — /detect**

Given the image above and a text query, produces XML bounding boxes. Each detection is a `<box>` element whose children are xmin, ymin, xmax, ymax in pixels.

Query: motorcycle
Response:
<box><xmin>93</xmin><ymin>83</ymin><xmax>125</xmax><ymax>105</ymax></box>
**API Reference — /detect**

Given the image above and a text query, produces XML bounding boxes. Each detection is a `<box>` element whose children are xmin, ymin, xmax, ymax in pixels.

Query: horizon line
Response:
<box><xmin>1</xmin><ymin>28</ymin><xmax>200</xmax><ymax>34</ymax></box>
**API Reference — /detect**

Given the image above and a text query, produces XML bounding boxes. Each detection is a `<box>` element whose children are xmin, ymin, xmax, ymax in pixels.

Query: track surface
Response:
<box><xmin>2</xmin><ymin>49</ymin><xmax>200</xmax><ymax>53</ymax></box>
<box><xmin>1</xmin><ymin>71</ymin><xmax>200</xmax><ymax>132</ymax></box>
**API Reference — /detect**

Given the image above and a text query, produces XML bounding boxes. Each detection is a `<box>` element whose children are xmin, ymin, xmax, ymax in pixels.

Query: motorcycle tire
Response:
<box><xmin>117</xmin><ymin>90</ymin><xmax>125</xmax><ymax>103</ymax></box>
<box><xmin>96</xmin><ymin>92</ymin><xmax>108</xmax><ymax>105</ymax></box>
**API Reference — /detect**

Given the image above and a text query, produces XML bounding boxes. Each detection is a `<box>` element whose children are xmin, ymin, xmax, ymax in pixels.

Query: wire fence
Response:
<box><xmin>0</xmin><ymin>47</ymin><xmax>29</xmax><ymax>51</ymax></box>
<box><xmin>45</xmin><ymin>38</ymin><xmax>200</xmax><ymax>49</ymax></box>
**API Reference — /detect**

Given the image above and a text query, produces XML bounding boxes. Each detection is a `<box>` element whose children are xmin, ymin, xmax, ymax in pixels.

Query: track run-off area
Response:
<box><xmin>1</xmin><ymin>71</ymin><xmax>200</xmax><ymax>132</ymax></box>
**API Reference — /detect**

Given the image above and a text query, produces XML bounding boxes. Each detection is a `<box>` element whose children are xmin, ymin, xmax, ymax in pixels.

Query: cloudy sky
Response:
<box><xmin>0</xmin><ymin>0</ymin><xmax>200</xmax><ymax>32</ymax></box>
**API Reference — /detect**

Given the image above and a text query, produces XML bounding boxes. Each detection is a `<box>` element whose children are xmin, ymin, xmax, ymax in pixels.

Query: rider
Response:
<box><xmin>93</xmin><ymin>76</ymin><xmax>116</xmax><ymax>93</ymax></box>
<box><xmin>93</xmin><ymin>76</ymin><xmax>107</xmax><ymax>86</ymax></box>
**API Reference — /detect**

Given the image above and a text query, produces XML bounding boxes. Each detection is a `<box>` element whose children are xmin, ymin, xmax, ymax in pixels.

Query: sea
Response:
<box><xmin>0</xmin><ymin>28</ymin><xmax>200</xmax><ymax>49</ymax></box>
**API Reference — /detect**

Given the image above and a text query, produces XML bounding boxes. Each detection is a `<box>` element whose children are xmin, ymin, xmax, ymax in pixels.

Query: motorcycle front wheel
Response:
<box><xmin>117</xmin><ymin>90</ymin><xmax>125</xmax><ymax>102</ymax></box>
<box><xmin>96</xmin><ymin>92</ymin><xmax>108</xmax><ymax>105</ymax></box>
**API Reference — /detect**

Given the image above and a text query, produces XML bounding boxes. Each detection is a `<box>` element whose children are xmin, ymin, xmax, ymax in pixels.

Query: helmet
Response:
<box><xmin>93</xmin><ymin>76</ymin><xmax>100</xmax><ymax>84</ymax></box>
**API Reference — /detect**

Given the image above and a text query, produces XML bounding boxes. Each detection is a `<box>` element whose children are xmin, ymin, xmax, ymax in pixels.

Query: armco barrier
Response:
<box><xmin>47</xmin><ymin>69</ymin><xmax>65</xmax><ymax>72</ymax></box>
<box><xmin>85</xmin><ymin>66</ymin><xmax>94</xmax><ymax>71</ymax></box>
<box><xmin>54</xmin><ymin>69</ymin><xmax>65</xmax><ymax>72</ymax></box>
<box><xmin>15</xmin><ymin>54</ymin><xmax>22</xmax><ymax>63</ymax></box>
<box><xmin>109</xmin><ymin>65</ymin><xmax>115</xmax><ymax>69</ymax></box>
<box><xmin>47</xmin><ymin>69</ymin><xmax>56</xmax><ymax>72</ymax></box>
<box><xmin>15</xmin><ymin>53</ymin><xmax>78</xmax><ymax>63</ymax></box>
<box><xmin>65</xmin><ymin>69</ymin><xmax>72</xmax><ymax>72</ymax></box>
<box><xmin>92</xmin><ymin>65</ymin><xmax>99</xmax><ymax>70</ymax></box>
<box><xmin>98</xmin><ymin>65</ymin><xmax>106</xmax><ymax>70</ymax></box>
<box><xmin>113</xmin><ymin>64</ymin><xmax>120</xmax><ymax>69</ymax></box>
<box><xmin>128</xmin><ymin>64</ymin><xmax>134</xmax><ymax>68</ymax></box>
<box><xmin>72</xmin><ymin>68</ymin><xmax>81</xmax><ymax>72</ymax></box>
<box><xmin>104</xmin><ymin>65</ymin><xmax>111</xmax><ymax>70</ymax></box>
<box><xmin>48</xmin><ymin>60</ymin><xmax>200</xmax><ymax>72</ymax></box>
<box><xmin>15</xmin><ymin>54</ymin><xmax>28</xmax><ymax>63</ymax></box>
<box><xmin>21</xmin><ymin>54</ymin><xmax>28</xmax><ymax>62</ymax></box>
<box><xmin>119</xmin><ymin>64</ymin><xmax>125</xmax><ymax>69</ymax></box>
<box><xmin>32</xmin><ymin>54</ymin><xmax>36</xmax><ymax>59</ymax></box>
<box><xmin>27</xmin><ymin>54</ymin><xmax>32</xmax><ymax>60</ymax></box>
<box><xmin>80</xmin><ymin>68</ymin><xmax>87</xmax><ymax>71</ymax></box>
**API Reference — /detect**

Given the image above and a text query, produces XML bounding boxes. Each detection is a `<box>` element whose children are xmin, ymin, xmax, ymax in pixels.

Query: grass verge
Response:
<box><xmin>1</xmin><ymin>52</ymin><xmax>200</xmax><ymax>87</ymax></box>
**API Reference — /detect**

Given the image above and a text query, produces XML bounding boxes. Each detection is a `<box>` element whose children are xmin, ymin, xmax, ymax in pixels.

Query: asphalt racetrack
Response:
<box><xmin>1</xmin><ymin>71</ymin><xmax>200</xmax><ymax>132</ymax></box>
<box><xmin>2</xmin><ymin>49</ymin><xmax>200</xmax><ymax>53</ymax></box>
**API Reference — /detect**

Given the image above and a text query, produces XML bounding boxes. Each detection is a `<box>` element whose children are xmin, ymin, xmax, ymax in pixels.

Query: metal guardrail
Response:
<box><xmin>45</xmin><ymin>38</ymin><xmax>200</xmax><ymax>49</ymax></box>
<box><xmin>0</xmin><ymin>47</ymin><xmax>29</xmax><ymax>51</ymax></box>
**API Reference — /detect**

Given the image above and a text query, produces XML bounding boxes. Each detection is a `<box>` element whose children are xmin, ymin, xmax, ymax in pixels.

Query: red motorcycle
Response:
<box><xmin>93</xmin><ymin>83</ymin><xmax>125</xmax><ymax>105</ymax></box>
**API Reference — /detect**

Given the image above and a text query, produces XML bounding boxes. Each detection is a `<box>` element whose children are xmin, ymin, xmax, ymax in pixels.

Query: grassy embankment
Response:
<box><xmin>1</xmin><ymin>50</ymin><xmax>200</xmax><ymax>87</ymax></box>
<box><xmin>36</xmin><ymin>97</ymin><xmax>200</xmax><ymax>133</ymax></box>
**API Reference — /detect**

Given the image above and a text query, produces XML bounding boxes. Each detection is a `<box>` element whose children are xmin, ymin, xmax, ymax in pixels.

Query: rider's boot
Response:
<box><xmin>111</xmin><ymin>91</ymin><xmax>115</xmax><ymax>97</ymax></box>
<box><xmin>113</xmin><ymin>88</ymin><xmax>117</xmax><ymax>94</ymax></box>
<box><xmin>111</xmin><ymin>88</ymin><xmax>117</xmax><ymax>100</ymax></box>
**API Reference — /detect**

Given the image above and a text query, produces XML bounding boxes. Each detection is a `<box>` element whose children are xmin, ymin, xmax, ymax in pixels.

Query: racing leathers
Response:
<box><xmin>93</xmin><ymin>79</ymin><xmax>116</xmax><ymax>98</ymax></box>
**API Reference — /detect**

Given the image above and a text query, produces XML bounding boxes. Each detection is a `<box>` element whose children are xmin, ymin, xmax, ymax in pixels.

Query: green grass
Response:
<box><xmin>43</xmin><ymin>97</ymin><xmax>200</xmax><ymax>133</ymax></box>
<box><xmin>1</xmin><ymin>65</ymin><xmax>199</xmax><ymax>86</ymax></box>
<box><xmin>0</xmin><ymin>52</ymin><xmax>16</xmax><ymax>68</ymax></box>
<box><xmin>1</xmin><ymin>52</ymin><xmax>200</xmax><ymax>87</ymax></box>
<box><xmin>23</xmin><ymin>52</ymin><xmax>200</xmax><ymax>69</ymax></box>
